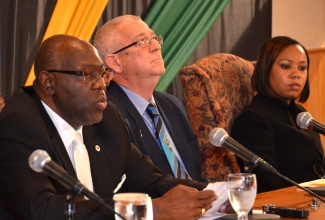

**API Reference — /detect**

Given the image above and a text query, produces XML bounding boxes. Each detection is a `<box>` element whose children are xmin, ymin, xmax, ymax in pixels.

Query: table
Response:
<box><xmin>253</xmin><ymin>185</ymin><xmax>325</xmax><ymax>219</ymax></box>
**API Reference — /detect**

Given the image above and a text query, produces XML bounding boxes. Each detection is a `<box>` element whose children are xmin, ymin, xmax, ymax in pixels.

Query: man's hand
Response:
<box><xmin>152</xmin><ymin>184</ymin><xmax>217</xmax><ymax>220</ymax></box>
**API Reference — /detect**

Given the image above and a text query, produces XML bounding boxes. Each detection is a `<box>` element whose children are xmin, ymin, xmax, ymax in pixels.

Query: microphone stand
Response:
<box><xmin>65</xmin><ymin>191</ymin><xmax>76</xmax><ymax>220</ymax></box>
<box><xmin>28</xmin><ymin>150</ymin><xmax>126</xmax><ymax>220</ymax></box>
<box><xmin>242</xmin><ymin>161</ymin><xmax>255</xmax><ymax>173</ymax></box>
<box><xmin>250</xmin><ymin>161</ymin><xmax>325</xmax><ymax>203</ymax></box>
<box><xmin>274</xmin><ymin>171</ymin><xmax>325</xmax><ymax>203</ymax></box>
<box><xmin>64</xmin><ymin>189</ymin><xmax>126</xmax><ymax>220</ymax></box>
<box><xmin>237</xmin><ymin>162</ymin><xmax>325</xmax><ymax>220</ymax></box>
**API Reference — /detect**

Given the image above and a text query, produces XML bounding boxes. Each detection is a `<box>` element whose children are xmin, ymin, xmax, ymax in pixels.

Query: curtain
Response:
<box><xmin>0</xmin><ymin>0</ymin><xmax>56</xmax><ymax>100</ymax></box>
<box><xmin>92</xmin><ymin>0</ymin><xmax>154</xmax><ymax>37</ymax></box>
<box><xmin>0</xmin><ymin>0</ymin><xmax>271</xmax><ymax>102</ymax></box>
<box><xmin>167</xmin><ymin>0</ymin><xmax>272</xmax><ymax>101</ymax></box>
<box><xmin>0</xmin><ymin>0</ymin><xmax>153</xmax><ymax>101</ymax></box>
<box><xmin>144</xmin><ymin>0</ymin><xmax>230</xmax><ymax>92</ymax></box>
<box><xmin>25</xmin><ymin>0</ymin><xmax>108</xmax><ymax>85</ymax></box>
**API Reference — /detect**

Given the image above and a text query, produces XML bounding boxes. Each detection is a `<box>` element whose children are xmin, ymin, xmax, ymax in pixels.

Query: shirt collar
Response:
<box><xmin>41</xmin><ymin>100</ymin><xmax>83</xmax><ymax>148</ymax></box>
<box><xmin>118</xmin><ymin>84</ymin><xmax>156</xmax><ymax>116</ymax></box>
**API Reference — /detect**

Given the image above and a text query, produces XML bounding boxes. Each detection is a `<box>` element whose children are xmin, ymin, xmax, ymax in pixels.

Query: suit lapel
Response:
<box><xmin>46</xmin><ymin>111</ymin><xmax>118</xmax><ymax>198</ymax></box>
<box><xmin>29</xmin><ymin>88</ymin><xmax>114</xmax><ymax>197</ymax></box>
<box><xmin>154</xmin><ymin>94</ymin><xmax>174</xmax><ymax>136</ymax></box>
<box><xmin>31</xmin><ymin>92</ymin><xmax>77</xmax><ymax>178</ymax></box>
<box><xmin>107</xmin><ymin>83</ymin><xmax>174</xmax><ymax>175</ymax></box>
<box><xmin>154</xmin><ymin>93</ymin><xmax>199</xmax><ymax>180</ymax></box>
<box><xmin>83</xmin><ymin>126</ymin><xmax>113</xmax><ymax>197</ymax></box>
<box><xmin>49</xmin><ymin>132</ymin><xmax>77</xmax><ymax>177</ymax></box>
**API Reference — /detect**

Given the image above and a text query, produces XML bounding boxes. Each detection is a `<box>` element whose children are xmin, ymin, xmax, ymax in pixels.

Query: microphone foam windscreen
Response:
<box><xmin>28</xmin><ymin>149</ymin><xmax>50</xmax><ymax>172</ymax></box>
<box><xmin>209</xmin><ymin>127</ymin><xmax>228</xmax><ymax>147</ymax></box>
<box><xmin>296</xmin><ymin>112</ymin><xmax>312</xmax><ymax>129</ymax></box>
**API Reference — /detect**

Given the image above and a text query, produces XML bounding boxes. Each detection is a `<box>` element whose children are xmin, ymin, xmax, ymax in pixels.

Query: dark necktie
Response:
<box><xmin>146</xmin><ymin>102</ymin><xmax>190</xmax><ymax>179</ymax></box>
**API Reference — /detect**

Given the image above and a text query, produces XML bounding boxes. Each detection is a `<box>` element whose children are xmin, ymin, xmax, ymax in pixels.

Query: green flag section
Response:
<box><xmin>145</xmin><ymin>0</ymin><xmax>230</xmax><ymax>91</ymax></box>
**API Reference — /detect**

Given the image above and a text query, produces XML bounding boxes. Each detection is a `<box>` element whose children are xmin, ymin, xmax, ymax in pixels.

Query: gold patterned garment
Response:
<box><xmin>179</xmin><ymin>53</ymin><xmax>255</xmax><ymax>182</ymax></box>
<box><xmin>0</xmin><ymin>94</ymin><xmax>5</xmax><ymax>112</ymax></box>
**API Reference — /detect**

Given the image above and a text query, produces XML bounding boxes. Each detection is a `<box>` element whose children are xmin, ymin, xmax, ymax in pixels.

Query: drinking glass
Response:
<box><xmin>113</xmin><ymin>193</ymin><xmax>152</xmax><ymax>220</ymax></box>
<box><xmin>227</xmin><ymin>173</ymin><xmax>257</xmax><ymax>219</ymax></box>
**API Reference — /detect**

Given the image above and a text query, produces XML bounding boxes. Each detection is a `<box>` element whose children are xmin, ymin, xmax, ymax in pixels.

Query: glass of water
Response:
<box><xmin>113</xmin><ymin>193</ymin><xmax>152</xmax><ymax>220</ymax></box>
<box><xmin>227</xmin><ymin>173</ymin><xmax>257</xmax><ymax>219</ymax></box>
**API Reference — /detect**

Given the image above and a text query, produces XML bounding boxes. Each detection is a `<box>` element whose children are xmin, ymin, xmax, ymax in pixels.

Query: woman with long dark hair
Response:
<box><xmin>231</xmin><ymin>36</ymin><xmax>324</xmax><ymax>193</ymax></box>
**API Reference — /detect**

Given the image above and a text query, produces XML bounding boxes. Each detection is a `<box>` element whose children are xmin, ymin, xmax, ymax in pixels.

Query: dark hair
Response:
<box><xmin>251</xmin><ymin>36</ymin><xmax>310</xmax><ymax>103</ymax></box>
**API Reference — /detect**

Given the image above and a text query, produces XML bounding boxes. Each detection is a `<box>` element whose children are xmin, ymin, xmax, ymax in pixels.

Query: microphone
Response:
<box><xmin>209</xmin><ymin>127</ymin><xmax>325</xmax><ymax>203</ymax></box>
<box><xmin>296</xmin><ymin>112</ymin><xmax>325</xmax><ymax>136</ymax></box>
<box><xmin>209</xmin><ymin>127</ymin><xmax>277</xmax><ymax>174</ymax></box>
<box><xmin>29</xmin><ymin>149</ymin><xmax>125</xmax><ymax>220</ymax></box>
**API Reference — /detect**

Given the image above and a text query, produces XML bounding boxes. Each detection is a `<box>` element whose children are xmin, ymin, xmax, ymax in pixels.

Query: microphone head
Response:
<box><xmin>28</xmin><ymin>149</ymin><xmax>51</xmax><ymax>173</ymax></box>
<box><xmin>209</xmin><ymin>127</ymin><xmax>228</xmax><ymax>147</ymax></box>
<box><xmin>296</xmin><ymin>112</ymin><xmax>312</xmax><ymax>129</ymax></box>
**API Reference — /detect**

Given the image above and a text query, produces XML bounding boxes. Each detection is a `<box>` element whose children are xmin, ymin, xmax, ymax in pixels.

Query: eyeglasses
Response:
<box><xmin>113</xmin><ymin>35</ymin><xmax>163</xmax><ymax>54</ymax></box>
<box><xmin>313</xmin><ymin>163</ymin><xmax>325</xmax><ymax>178</ymax></box>
<box><xmin>47</xmin><ymin>67</ymin><xmax>114</xmax><ymax>84</ymax></box>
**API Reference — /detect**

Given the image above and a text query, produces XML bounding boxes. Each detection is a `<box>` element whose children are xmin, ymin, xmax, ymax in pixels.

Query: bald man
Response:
<box><xmin>94</xmin><ymin>14</ymin><xmax>205</xmax><ymax>182</ymax></box>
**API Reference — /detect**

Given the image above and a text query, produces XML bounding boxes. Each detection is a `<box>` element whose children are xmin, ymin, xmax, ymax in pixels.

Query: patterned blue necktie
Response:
<box><xmin>146</xmin><ymin>102</ymin><xmax>190</xmax><ymax>179</ymax></box>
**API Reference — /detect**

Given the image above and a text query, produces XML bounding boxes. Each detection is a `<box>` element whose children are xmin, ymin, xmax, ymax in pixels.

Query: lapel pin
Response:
<box><xmin>95</xmin><ymin>145</ymin><xmax>101</xmax><ymax>152</ymax></box>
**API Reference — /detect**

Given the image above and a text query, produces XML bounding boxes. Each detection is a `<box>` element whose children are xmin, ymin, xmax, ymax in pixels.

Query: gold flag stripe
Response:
<box><xmin>25</xmin><ymin>0</ymin><xmax>108</xmax><ymax>86</ymax></box>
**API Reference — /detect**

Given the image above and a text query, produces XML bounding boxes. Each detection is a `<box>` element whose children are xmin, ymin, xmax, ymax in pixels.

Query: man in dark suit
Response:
<box><xmin>93</xmin><ymin>15</ymin><xmax>204</xmax><ymax>182</ymax></box>
<box><xmin>0</xmin><ymin>34</ymin><xmax>217</xmax><ymax>219</ymax></box>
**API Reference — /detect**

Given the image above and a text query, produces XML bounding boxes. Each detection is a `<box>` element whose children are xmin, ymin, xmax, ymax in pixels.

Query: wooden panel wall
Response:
<box><xmin>302</xmin><ymin>48</ymin><xmax>325</xmax><ymax>151</ymax></box>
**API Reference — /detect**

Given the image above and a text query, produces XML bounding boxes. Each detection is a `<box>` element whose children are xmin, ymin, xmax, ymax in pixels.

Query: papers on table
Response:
<box><xmin>299</xmin><ymin>179</ymin><xmax>325</xmax><ymax>188</ymax></box>
<box><xmin>198</xmin><ymin>212</ymin><xmax>229</xmax><ymax>220</ymax></box>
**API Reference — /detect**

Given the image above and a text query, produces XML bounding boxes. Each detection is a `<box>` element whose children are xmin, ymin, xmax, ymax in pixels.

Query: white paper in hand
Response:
<box><xmin>203</xmin><ymin>181</ymin><xmax>228</xmax><ymax>214</ymax></box>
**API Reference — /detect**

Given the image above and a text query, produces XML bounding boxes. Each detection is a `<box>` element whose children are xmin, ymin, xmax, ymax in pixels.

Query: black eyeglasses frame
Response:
<box><xmin>113</xmin><ymin>35</ymin><xmax>163</xmax><ymax>54</ymax></box>
<box><xmin>47</xmin><ymin>68</ymin><xmax>112</xmax><ymax>84</ymax></box>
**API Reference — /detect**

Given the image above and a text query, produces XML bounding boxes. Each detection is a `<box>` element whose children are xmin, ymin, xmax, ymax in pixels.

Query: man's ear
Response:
<box><xmin>39</xmin><ymin>71</ymin><xmax>55</xmax><ymax>95</ymax></box>
<box><xmin>105</xmin><ymin>54</ymin><xmax>122</xmax><ymax>73</ymax></box>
